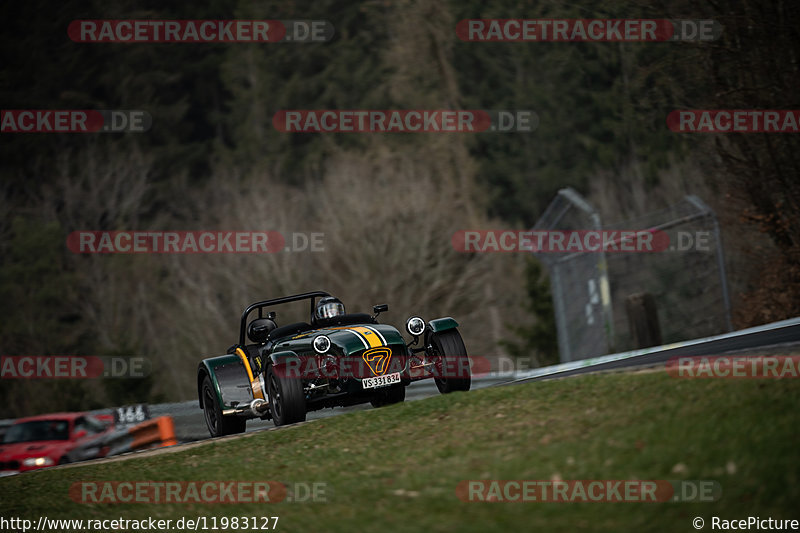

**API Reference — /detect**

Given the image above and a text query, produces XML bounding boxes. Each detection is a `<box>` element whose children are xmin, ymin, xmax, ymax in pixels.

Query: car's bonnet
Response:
<box><xmin>282</xmin><ymin>323</ymin><xmax>406</xmax><ymax>356</ymax></box>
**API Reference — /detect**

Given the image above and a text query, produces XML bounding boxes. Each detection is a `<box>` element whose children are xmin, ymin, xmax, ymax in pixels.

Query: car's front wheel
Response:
<box><xmin>267</xmin><ymin>364</ymin><xmax>306</xmax><ymax>426</ymax></box>
<box><xmin>430</xmin><ymin>329</ymin><xmax>471</xmax><ymax>393</ymax></box>
<box><xmin>202</xmin><ymin>375</ymin><xmax>246</xmax><ymax>437</ymax></box>
<box><xmin>370</xmin><ymin>384</ymin><xmax>406</xmax><ymax>408</ymax></box>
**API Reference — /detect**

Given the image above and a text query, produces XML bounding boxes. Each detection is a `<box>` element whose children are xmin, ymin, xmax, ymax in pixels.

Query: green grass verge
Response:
<box><xmin>2</xmin><ymin>370</ymin><xmax>799</xmax><ymax>532</ymax></box>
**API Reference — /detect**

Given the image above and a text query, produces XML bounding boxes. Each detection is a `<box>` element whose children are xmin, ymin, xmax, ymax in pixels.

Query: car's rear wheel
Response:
<box><xmin>430</xmin><ymin>329</ymin><xmax>471</xmax><ymax>393</ymax></box>
<box><xmin>267</xmin><ymin>365</ymin><xmax>306</xmax><ymax>426</ymax></box>
<box><xmin>202</xmin><ymin>375</ymin><xmax>246</xmax><ymax>437</ymax></box>
<box><xmin>370</xmin><ymin>384</ymin><xmax>406</xmax><ymax>408</ymax></box>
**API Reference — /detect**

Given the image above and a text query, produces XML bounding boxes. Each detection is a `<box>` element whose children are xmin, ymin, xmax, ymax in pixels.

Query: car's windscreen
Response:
<box><xmin>2</xmin><ymin>420</ymin><xmax>71</xmax><ymax>443</ymax></box>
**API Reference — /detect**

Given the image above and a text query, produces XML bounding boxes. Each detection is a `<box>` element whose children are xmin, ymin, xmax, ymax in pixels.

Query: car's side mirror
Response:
<box><xmin>73</xmin><ymin>430</ymin><xmax>88</xmax><ymax>439</ymax></box>
<box><xmin>372</xmin><ymin>304</ymin><xmax>388</xmax><ymax>320</ymax></box>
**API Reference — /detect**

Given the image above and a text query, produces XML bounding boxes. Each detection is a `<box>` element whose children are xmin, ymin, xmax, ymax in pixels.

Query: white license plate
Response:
<box><xmin>362</xmin><ymin>372</ymin><xmax>401</xmax><ymax>389</ymax></box>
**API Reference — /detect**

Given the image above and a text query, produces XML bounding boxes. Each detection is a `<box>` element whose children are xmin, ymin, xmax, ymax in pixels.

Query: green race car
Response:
<box><xmin>197</xmin><ymin>291</ymin><xmax>471</xmax><ymax>436</ymax></box>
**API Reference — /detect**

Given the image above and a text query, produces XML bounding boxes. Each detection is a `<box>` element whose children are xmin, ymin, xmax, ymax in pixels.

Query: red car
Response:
<box><xmin>0</xmin><ymin>412</ymin><xmax>114</xmax><ymax>476</ymax></box>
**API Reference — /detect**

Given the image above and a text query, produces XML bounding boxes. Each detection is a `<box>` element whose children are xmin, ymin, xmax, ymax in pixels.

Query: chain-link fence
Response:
<box><xmin>533</xmin><ymin>188</ymin><xmax>732</xmax><ymax>362</ymax></box>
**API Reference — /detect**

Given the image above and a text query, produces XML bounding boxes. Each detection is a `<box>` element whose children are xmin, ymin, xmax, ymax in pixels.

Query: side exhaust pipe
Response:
<box><xmin>249</xmin><ymin>398</ymin><xmax>269</xmax><ymax>416</ymax></box>
<box><xmin>223</xmin><ymin>398</ymin><xmax>270</xmax><ymax>417</ymax></box>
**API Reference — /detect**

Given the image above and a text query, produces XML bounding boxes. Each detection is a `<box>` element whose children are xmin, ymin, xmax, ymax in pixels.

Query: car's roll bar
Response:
<box><xmin>239</xmin><ymin>291</ymin><xmax>331</xmax><ymax>345</ymax></box>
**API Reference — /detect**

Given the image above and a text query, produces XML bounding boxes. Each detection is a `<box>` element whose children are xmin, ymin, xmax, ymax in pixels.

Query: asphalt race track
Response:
<box><xmin>147</xmin><ymin>375</ymin><xmax>511</xmax><ymax>443</ymax></box>
<box><xmin>128</xmin><ymin>317</ymin><xmax>800</xmax><ymax>444</ymax></box>
<box><xmin>5</xmin><ymin>318</ymin><xmax>799</xmax><ymax>452</ymax></box>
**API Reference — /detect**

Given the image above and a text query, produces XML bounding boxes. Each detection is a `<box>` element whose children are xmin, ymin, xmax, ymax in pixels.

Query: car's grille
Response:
<box><xmin>0</xmin><ymin>460</ymin><xmax>20</xmax><ymax>470</ymax></box>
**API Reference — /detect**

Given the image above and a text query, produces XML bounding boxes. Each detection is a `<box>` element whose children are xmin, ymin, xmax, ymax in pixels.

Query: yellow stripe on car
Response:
<box><xmin>349</xmin><ymin>326</ymin><xmax>384</xmax><ymax>348</ymax></box>
<box><xmin>325</xmin><ymin>326</ymin><xmax>386</xmax><ymax>349</ymax></box>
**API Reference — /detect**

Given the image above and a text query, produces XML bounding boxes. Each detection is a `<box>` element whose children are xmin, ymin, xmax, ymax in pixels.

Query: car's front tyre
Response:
<box><xmin>430</xmin><ymin>329</ymin><xmax>472</xmax><ymax>393</ymax></box>
<box><xmin>202</xmin><ymin>375</ymin><xmax>246</xmax><ymax>437</ymax></box>
<box><xmin>266</xmin><ymin>364</ymin><xmax>306</xmax><ymax>426</ymax></box>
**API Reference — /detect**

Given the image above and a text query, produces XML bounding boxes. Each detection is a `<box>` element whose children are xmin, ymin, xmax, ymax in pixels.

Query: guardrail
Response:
<box><xmin>507</xmin><ymin>316</ymin><xmax>800</xmax><ymax>384</ymax></box>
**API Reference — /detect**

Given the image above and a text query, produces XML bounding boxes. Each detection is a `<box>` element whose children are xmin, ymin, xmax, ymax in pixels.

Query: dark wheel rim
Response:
<box><xmin>269</xmin><ymin>373</ymin><xmax>283</xmax><ymax>420</ymax></box>
<box><xmin>203</xmin><ymin>385</ymin><xmax>218</xmax><ymax>432</ymax></box>
<box><xmin>429</xmin><ymin>342</ymin><xmax>448</xmax><ymax>386</ymax></box>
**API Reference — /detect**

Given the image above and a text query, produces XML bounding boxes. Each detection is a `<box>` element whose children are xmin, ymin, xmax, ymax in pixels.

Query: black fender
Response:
<box><xmin>424</xmin><ymin>317</ymin><xmax>460</xmax><ymax>346</ymax></box>
<box><xmin>197</xmin><ymin>354</ymin><xmax>254</xmax><ymax>411</ymax></box>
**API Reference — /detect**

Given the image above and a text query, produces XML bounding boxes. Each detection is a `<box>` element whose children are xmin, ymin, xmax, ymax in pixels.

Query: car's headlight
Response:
<box><xmin>406</xmin><ymin>316</ymin><xmax>426</xmax><ymax>337</ymax></box>
<box><xmin>22</xmin><ymin>457</ymin><xmax>54</xmax><ymax>467</ymax></box>
<box><xmin>313</xmin><ymin>335</ymin><xmax>331</xmax><ymax>354</ymax></box>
